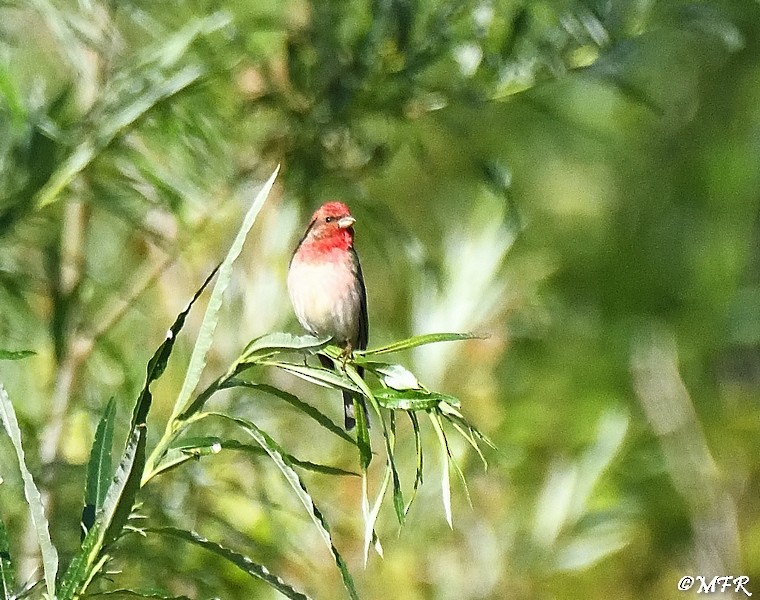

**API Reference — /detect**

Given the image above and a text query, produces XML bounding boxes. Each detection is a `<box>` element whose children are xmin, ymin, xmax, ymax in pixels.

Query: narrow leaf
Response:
<box><xmin>148</xmin><ymin>528</ymin><xmax>310</xmax><ymax>600</ymax></box>
<box><xmin>344</xmin><ymin>365</ymin><xmax>403</xmax><ymax>518</ymax></box>
<box><xmin>263</xmin><ymin>361</ymin><xmax>362</xmax><ymax>393</ymax></box>
<box><xmin>361</xmin><ymin>332</ymin><xmax>483</xmax><ymax>356</ymax></box>
<box><xmin>0</xmin><ymin>350</ymin><xmax>35</xmax><ymax>361</ymax></box>
<box><xmin>169</xmin><ymin>165</ymin><xmax>280</xmax><ymax>422</ymax></box>
<box><xmin>240</xmin><ymin>333</ymin><xmax>331</xmax><ymax>363</ymax></box>
<box><xmin>60</xmin><ymin>271</ymin><xmax>217</xmax><ymax>600</ymax></box>
<box><xmin>352</xmin><ymin>397</ymin><xmax>372</xmax><ymax>471</ymax></box>
<box><xmin>151</xmin><ymin>437</ymin><xmax>358</xmax><ymax>479</ymax></box>
<box><xmin>432</xmin><ymin>407</ymin><xmax>472</xmax><ymax>509</ymax></box>
<box><xmin>373</xmin><ymin>388</ymin><xmax>460</xmax><ymax>411</ymax></box>
<box><xmin>210</xmin><ymin>413</ymin><xmax>359</xmax><ymax>600</ymax></box>
<box><xmin>404</xmin><ymin>412</ymin><xmax>424</xmax><ymax>516</ymax></box>
<box><xmin>362</xmin><ymin>463</ymin><xmax>391</xmax><ymax>566</ymax></box>
<box><xmin>439</xmin><ymin>403</ymin><xmax>496</xmax><ymax>450</ymax></box>
<box><xmin>449</xmin><ymin>420</ymin><xmax>488</xmax><ymax>471</ymax></box>
<box><xmin>88</xmin><ymin>589</ymin><xmax>192</xmax><ymax>600</ymax></box>
<box><xmin>373</xmin><ymin>363</ymin><xmax>419</xmax><ymax>390</ymax></box>
<box><xmin>82</xmin><ymin>398</ymin><xmax>117</xmax><ymax>534</ymax></box>
<box><xmin>224</xmin><ymin>381</ymin><xmax>356</xmax><ymax>446</ymax></box>
<box><xmin>0</xmin><ymin>385</ymin><xmax>58</xmax><ymax>597</ymax></box>
<box><xmin>429</xmin><ymin>412</ymin><xmax>453</xmax><ymax>528</ymax></box>
<box><xmin>222</xmin><ymin>440</ymin><xmax>359</xmax><ymax>477</ymax></box>
<box><xmin>387</xmin><ymin>413</ymin><xmax>405</xmax><ymax>525</ymax></box>
<box><xmin>0</xmin><ymin>519</ymin><xmax>15</xmax><ymax>600</ymax></box>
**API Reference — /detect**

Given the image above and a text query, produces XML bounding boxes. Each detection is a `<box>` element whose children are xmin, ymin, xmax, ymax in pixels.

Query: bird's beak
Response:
<box><xmin>338</xmin><ymin>216</ymin><xmax>356</xmax><ymax>229</ymax></box>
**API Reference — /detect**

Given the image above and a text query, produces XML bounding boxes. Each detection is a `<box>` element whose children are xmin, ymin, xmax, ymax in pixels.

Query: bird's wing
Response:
<box><xmin>352</xmin><ymin>247</ymin><xmax>369</xmax><ymax>351</ymax></box>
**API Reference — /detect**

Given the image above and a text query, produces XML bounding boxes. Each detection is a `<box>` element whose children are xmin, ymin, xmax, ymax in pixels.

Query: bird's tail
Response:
<box><xmin>342</xmin><ymin>365</ymin><xmax>368</xmax><ymax>430</ymax></box>
<box><xmin>320</xmin><ymin>354</ymin><xmax>367</xmax><ymax>430</ymax></box>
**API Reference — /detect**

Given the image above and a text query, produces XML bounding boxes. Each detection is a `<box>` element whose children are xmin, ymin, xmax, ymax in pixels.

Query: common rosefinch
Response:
<box><xmin>287</xmin><ymin>201</ymin><xmax>368</xmax><ymax>429</ymax></box>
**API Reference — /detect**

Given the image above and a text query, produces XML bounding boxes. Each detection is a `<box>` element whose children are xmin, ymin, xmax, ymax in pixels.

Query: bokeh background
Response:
<box><xmin>1</xmin><ymin>0</ymin><xmax>760</xmax><ymax>598</ymax></box>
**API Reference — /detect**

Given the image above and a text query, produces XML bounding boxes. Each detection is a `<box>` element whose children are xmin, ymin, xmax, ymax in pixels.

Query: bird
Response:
<box><xmin>287</xmin><ymin>201</ymin><xmax>368</xmax><ymax>429</ymax></box>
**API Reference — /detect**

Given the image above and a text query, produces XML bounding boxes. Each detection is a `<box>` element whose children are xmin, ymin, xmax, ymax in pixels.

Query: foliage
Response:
<box><xmin>1</xmin><ymin>0</ymin><xmax>760</xmax><ymax>599</ymax></box>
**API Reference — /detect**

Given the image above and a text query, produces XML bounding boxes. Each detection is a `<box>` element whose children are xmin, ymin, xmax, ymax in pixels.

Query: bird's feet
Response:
<box><xmin>339</xmin><ymin>342</ymin><xmax>353</xmax><ymax>370</ymax></box>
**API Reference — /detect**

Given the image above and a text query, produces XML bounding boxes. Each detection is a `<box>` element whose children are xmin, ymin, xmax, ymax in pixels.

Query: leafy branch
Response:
<box><xmin>0</xmin><ymin>166</ymin><xmax>491</xmax><ymax>600</ymax></box>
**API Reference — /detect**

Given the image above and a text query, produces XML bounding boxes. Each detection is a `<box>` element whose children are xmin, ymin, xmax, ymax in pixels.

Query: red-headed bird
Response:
<box><xmin>287</xmin><ymin>202</ymin><xmax>368</xmax><ymax>429</ymax></box>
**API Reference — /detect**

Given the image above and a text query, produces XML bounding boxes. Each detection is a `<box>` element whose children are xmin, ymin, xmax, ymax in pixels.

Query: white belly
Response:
<box><xmin>287</xmin><ymin>256</ymin><xmax>361</xmax><ymax>345</ymax></box>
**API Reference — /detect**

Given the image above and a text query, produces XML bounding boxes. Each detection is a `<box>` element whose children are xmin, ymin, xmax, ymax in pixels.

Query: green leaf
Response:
<box><xmin>222</xmin><ymin>440</ymin><xmax>359</xmax><ymax>477</ymax></box>
<box><xmin>353</xmin><ymin>396</ymin><xmax>372</xmax><ymax>472</ymax></box>
<box><xmin>223</xmin><ymin>381</ymin><xmax>356</xmax><ymax>446</ymax></box>
<box><xmin>170</xmin><ymin>165</ymin><xmax>280</xmax><ymax>422</ymax></box>
<box><xmin>0</xmin><ymin>350</ymin><xmax>35</xmax><ymax>361</ymax></box>
<box><xmin>151</xmin><ymin>436</ymin><xmax>358</xmax><ymax>479</ymax></box>
<box><xmin>146</xmin><ymin>436</ymin><xmax>223</xmax><ymax>478</ymax></box>
<box><xmin>240</xmin><ymin>333</ymin><xmax>331</xmax><ymax>363</ymax></box>
<box><xmin>373</xmin><ymin>388</ymin><xmax>460</xmax><ymax>411</ymax></box>
<box><xmin>361</xmin><ymin>332</ymin><xmax>483</xmax><ymax>356</ymax></box>
<box><xmin>0</xmin><ymin>385</ymin><xmax>58</xmax><ymax>598</ymax></box>
<box><xmin>429</xmin><ymin>412</ymin><xmax>453</xmax><ymax>528</ymax></box>
<box><xmin>263</xmin><ymin>361</ymin><xmax>362</xmax><ymax>393</ymax></box>
<box><xmin>344</xmin><ymin>365</ymin><xmax>404</xmax><ymax>534</ymax></box>
<box><xmin>60</xmin><ymin>270</ymin><xmax>217</xmax><ymax>599</ymax></box>
<box><xmin>431</xmin><ymin>408</ymin><xmax>472</xmax><ymax>511</ymax></box>
<box><xmin>0</xmin><ymin>519</ymin><xmax>15</xmax><ymax>600</ymax></box>
<box><xmin>344</xmin><ymin>365</ymin><xmax>403</xmax><ymax>517</ymax></box>
<box><xmin>209</xmin><ymin>413</ymin><xmax>360</xmax><ymax>600</ymax></box>
<box><xmin>362</xmin><ymin>463</ymin><xmax>391</xmax><ymax>566</ymax></box>
<box><xmin>99</xmin><ymin>425</ymin><xmax>144</xmax><ymax>550</ymax></box>
<box><xmin>404</xmin><ymin>411</ymin><xmax>424</xmax><ymax>516</ymax></box>
<box><xmin>439</xmin><ymin>403</ymin><xmax>496</xmax><ymax>453</ymax></box>
<box><xmin>88</xmin><ymin>589</ymin><xmax>192</xmax><ymax>600</ymax></box>
<box><xmin>388</xmin><ymin>413</ymin><xmax>405</xmax><ymax>524</ymax></box>
<box><xmin>82</xmin><ymin>398</ymin><xmax>117</xmax><ymax>534</ymax></box>
<box><xmin>372</xmin><ymin>363</ymin><xmax>420</xmax><ymax>390</ymax></box>
<box><xmin>146</xmin><ymin>528</ymin><xmax>310</xmax><ymax>600</ymax></box>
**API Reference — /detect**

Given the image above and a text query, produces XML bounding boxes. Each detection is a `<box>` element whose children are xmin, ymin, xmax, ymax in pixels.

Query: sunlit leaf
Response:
<box><xmin>170</xmin><ymin>165</ymin><xmax>280</xmax><ymax>422</ymax></box>
<box><xmin>428</xmin><ymin>412</ymin><xmax>453</xmax><ymax>528</ymax></box>
<box><xmin>373</xmin><ymin>388</ymin><xmax>460</xmax><ymax>410</ymax></box>
<box><xmin>361</xmin><ymin>332</ymin><xmax>482</xmax><ymax>356</ymax></box>
<box><xmin>263</xmin><ymin>361</ymin><xmax>362</xmax><ymax>393</ymax></box>
<box><xmin>374</xmin><ymin>363</ymin><xmax>420</xmax><ymax>390</ymax></box>
<box><xmin>240</xmin><ymin>333</ymin><xmax>331</xmax><ymax>363</ymax></box>
<box><xmin>0</xmin><ymin>385</ymin><xmax>58</xmax><ymax>598</ymax></box>
<box><xmin>362</xmin><ymin>463</ymin><xmax>391</xmax><ymax>567</ymax></box>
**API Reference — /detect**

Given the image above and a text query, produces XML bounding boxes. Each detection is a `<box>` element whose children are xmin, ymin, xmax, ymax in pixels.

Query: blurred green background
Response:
<box><xmin>1</xmin><ymin>0</ymin><xmax>760</xmax><ymax>598</ymax></box>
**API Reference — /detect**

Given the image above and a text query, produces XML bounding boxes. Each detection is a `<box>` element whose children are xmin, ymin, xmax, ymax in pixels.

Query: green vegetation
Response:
<box><xmin>1</xmin><ymin>1</ymin><xmax>759</xmax><ymax>598</ymax></box>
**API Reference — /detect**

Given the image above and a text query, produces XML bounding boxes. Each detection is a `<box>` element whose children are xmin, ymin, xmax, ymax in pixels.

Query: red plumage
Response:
<box><xmin>287</xmin><ymin>202</ymin><xmax>368</xmax><ymax>429</ymax></box>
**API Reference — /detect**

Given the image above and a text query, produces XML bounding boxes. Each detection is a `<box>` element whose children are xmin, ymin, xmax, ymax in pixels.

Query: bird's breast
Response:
<box><xmin>287</xmin><ymin>252</ymin><xmax>361</xmax><ymax>345</ymax></box>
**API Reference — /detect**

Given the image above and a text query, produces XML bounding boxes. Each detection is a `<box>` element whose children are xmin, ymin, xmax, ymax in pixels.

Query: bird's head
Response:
<box><xmin>301</xmin><ymin>201</ymin><xmax>356</xmax><ymax>248</ymax></box>
<box><xmin>312</xmin><ymin>201</ymin><xmax>355</xmax><ymax>231</ymax></box>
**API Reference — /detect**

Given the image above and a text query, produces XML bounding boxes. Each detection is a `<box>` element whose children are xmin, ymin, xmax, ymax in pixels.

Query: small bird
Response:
<box><xmin>287</xmin><ymin>201</ymin><xmax>368</xmax><ymax>429</ymax></box>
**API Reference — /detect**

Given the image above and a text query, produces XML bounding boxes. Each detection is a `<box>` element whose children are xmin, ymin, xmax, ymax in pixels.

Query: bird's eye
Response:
<box><xmin>325</xmin><ymin>216</ymin><xmax>334</xmax><ymax>223</ymax></box>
